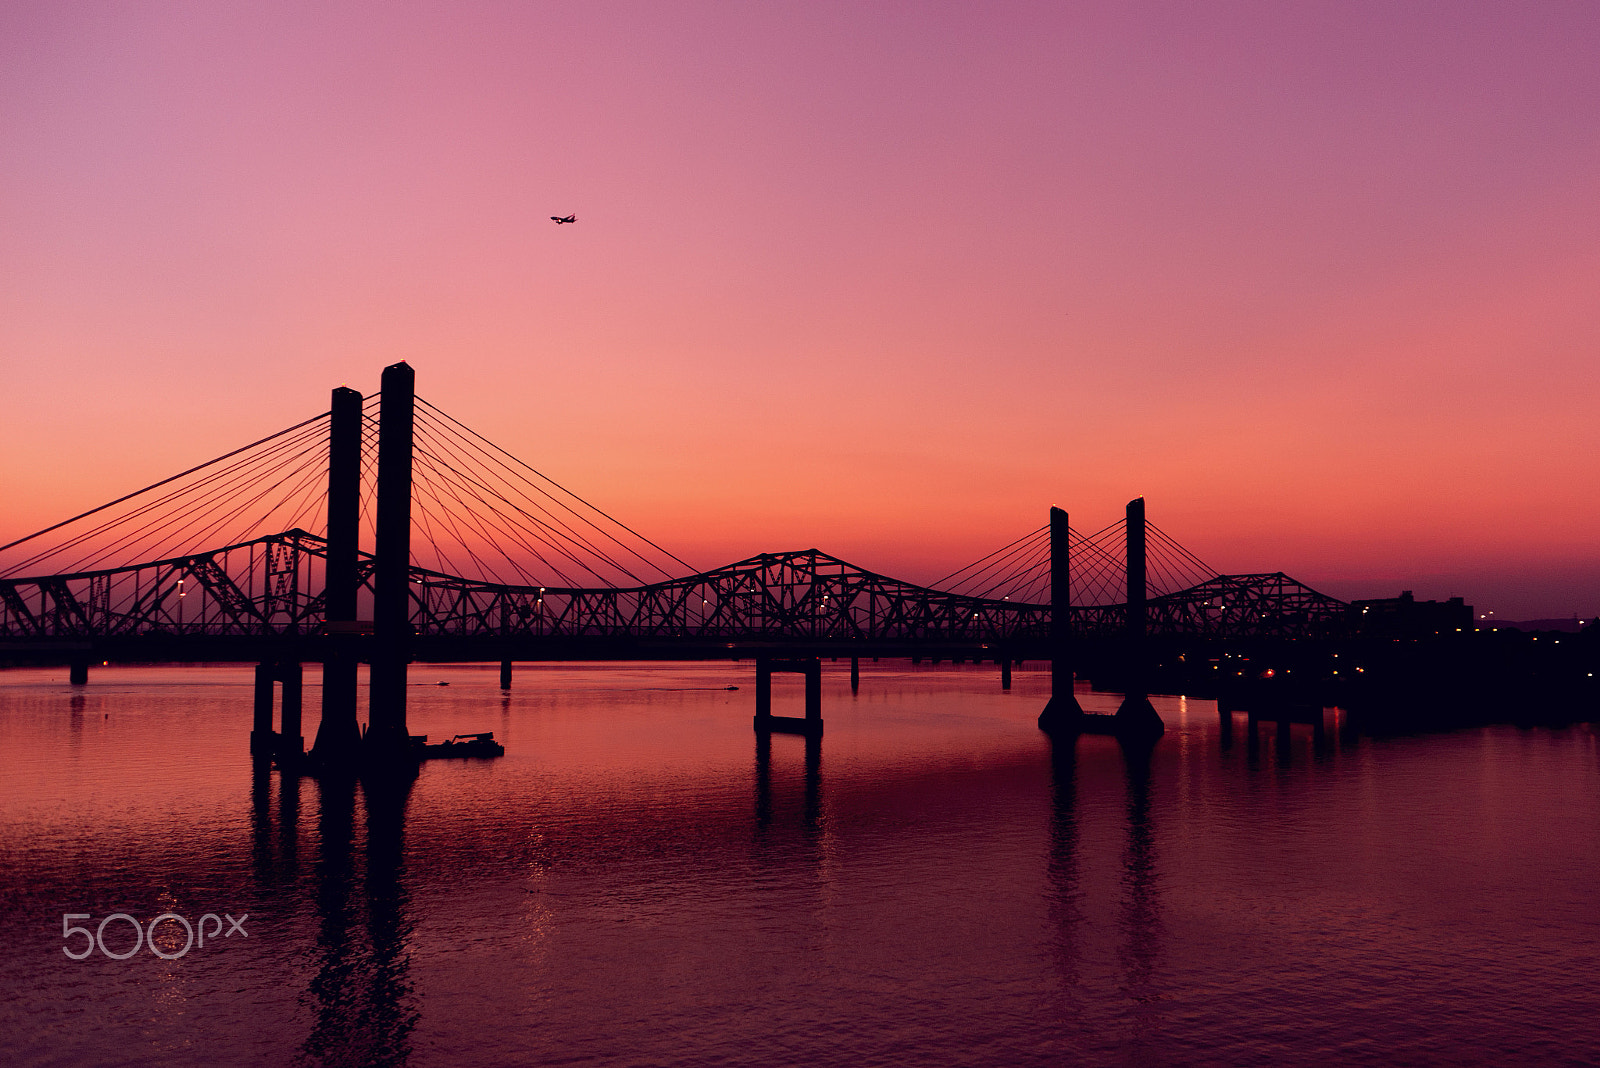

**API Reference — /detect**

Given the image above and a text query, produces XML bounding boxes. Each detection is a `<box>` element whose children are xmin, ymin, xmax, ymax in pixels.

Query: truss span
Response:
<box><xmin>413</xmin><ymin>548</ymin><xmax>1048</xmax><ymax>644</ymax></box>
<box><xmin>0</xmin><ymin>531</ymin><xmax>1349</xmax><ymax>650</ymax></box>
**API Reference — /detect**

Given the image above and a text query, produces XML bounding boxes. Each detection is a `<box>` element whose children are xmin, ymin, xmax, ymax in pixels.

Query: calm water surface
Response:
<box><xmin>1</xmin><ymin>662</ymin><xmax>1598</xmax><ymax>1066</ymax></box>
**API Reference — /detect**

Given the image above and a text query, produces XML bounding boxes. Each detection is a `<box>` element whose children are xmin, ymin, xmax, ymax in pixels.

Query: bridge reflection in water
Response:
<box><xmin>237</xmin><ymin>686</ymin><xmax>1154</xmax><ymax>1068</ymax></box>
<box><xmin>9</xmin><ymin>664</ymin><xmax>1596</xmax><ymax>1065</ymax></box>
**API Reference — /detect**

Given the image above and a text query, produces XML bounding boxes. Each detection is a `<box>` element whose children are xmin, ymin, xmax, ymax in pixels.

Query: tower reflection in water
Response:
<box><xmin>1047</xmin><ymin>733</ymin><xmax>1083</xmax><ymax>990</ymax></box>
<box><xmin>250</xmin><ymin>771</ymin><xmax>419</xmax><ymax>1066</ymax></box>
<box><xmin>1117</xmin><ymin>741</ymin><xmax>1162</xmax><ymax>1051</ymax></box>
<box><xmin>1047</xmin><ymin>734</ymin><xmax>1165</xmax><ymax>1048</ymax></box>
<box><xmin>305</xmin><ymin>776</ymin><xmax>419</xmax><ymax>1067</ymax></box>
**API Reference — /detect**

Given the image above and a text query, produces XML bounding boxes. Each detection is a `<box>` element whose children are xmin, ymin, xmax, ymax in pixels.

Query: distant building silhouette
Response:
<box><xmin>1351</xmin><ymin>590</ymin><xmax>1472</xmax><ymax>638</ymax></box>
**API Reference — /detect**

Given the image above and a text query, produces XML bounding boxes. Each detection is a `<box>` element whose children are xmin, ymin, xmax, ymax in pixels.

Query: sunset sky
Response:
<box><xmin>2</xmin><ymin>2</ymin><xmax>1597</xmax><ymax>618</ymax></box>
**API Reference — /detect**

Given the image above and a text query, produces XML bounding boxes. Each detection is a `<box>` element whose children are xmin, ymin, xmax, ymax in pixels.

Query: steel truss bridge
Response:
<box><xmin>0</xmin><ymin>532</ymin><xmax>1349</xmax><ymax>657</ymax></box>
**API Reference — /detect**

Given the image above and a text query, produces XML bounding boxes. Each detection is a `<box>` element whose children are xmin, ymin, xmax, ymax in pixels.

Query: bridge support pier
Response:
<box><xmin>1039</xmin><ymin>506</ymin><xmax>1085</xmax><ymax>732</ymax></box>
<box><xmin>251</xmin><ymin>660</ymin><xmax>305</xmax><ymax>763</ymax></box>
<box><xmin>69</xmin><ymin>658</ymin><xmax>90</xmax><ymax>685</ymax></box>
<box><xmin>1001</xmin><ymin>658</ymin><xmax>1012</xmax><ymax>690</ymax></box>
<box><xmin>315</xmin><ymin>653</ymin><xmax>361</xmax><ymax>767</ymax></box>
<box><xmin>500</xmin><ymin>658</ymin><xmax>513</xmax><ymax>691</ymax></box>
<box><xmin>1241</xmin><ymin>704</ymin><xmax>1327</xmax><ymax>754</ymax></box>
<box><xmin>753</xmin><ymin>656</ymin><xmax>823</xmax><ymax>737</ymax></box>
<box><xmin>850</xmin><ymin>656</ymin><xmax>859</xmax><ymax>692</ymax></box>
<box><xmin>251</xmin><ymin>662</ymin><xmax>275</xmax><ymax>757</ymax></box>
<box><xmin>312</xmin><ymin>385</ymin><xmax>365</xmax><ymax>772</ymax></box>
<box><xmin>1114</xmin><ymin>498</ymin><xmax>1165</xmax><ymax>741</ymax></box>
<box><xmin>278</xmin><ymin>661</ymin><xmax>303</xmax><ymax>761</ymax></box>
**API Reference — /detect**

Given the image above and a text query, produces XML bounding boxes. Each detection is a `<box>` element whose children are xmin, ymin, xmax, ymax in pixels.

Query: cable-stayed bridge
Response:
<box><xmin>0</xmin><ymin>363</ymin><xmax>1350</xmax><ymax>758</ymax></box>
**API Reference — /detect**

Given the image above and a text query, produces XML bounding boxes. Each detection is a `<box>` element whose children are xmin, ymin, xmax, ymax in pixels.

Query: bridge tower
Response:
<box><xmin>1115</xmin><ymin>497</ymin><xmax>1164</xmax><ymax>738</ymax></box>
<box><xmin>311</xmin><ymin>386</ymin><xmax>365</xmax><ymax>767</ymax></box>
<box><xmin>366</xmin><ymin>362</ymin><xmax>417</xmax><ymax>767</ymax></box>
<box><xmin>1038</xmin><ymin>506</ymin><xmax>1085</xmax><ymax>732</ymax></box>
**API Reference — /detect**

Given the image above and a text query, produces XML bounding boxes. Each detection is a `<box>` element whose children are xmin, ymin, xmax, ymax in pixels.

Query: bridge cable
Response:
<box><xmin>0</xmin><ymin>410</ymin><xmax>332</xmax><ymax>558</ymax></box>
<box><xmin>411</xmin><ymin>412</ymin><xmax>607</xmax><ymax>578</ymax></box>
<box><xmin>940</xmin><ymin>529</ymin><xmax>1048</xmax><ymax>599</ymax></box>
<box><xmin>4</xmin><ymin>421</ymin><xmax>325</xmax><ymax>574</ymax></box>
<box><xmin>179</xmin><ymin>441</ymin><xmax>330</xmax><ymax>556</ymax></box>
<box><xmin>6</xmin><ymin>419</ymin><xmax>331</xmax><ymax>577</ymax></box>
<box><xmin>1147</xmin><ymin>522</ymin><xmax>1217</xmax><ymax>581</ymax></box>
<box><xmin>416</xmin><ymin>397</ymin><xmax>694</xmax><ymax>577</ymax></box>
<box><xmin>968</xmin><ymin>535</ymin><xmax>1051</xmax><ymax>600</ymax></box>
<box><xmin>927</xmin><ymin>524</ymin><xmax>1047</xmax><ymax>591</ymax></box>
<box><xmin>409</xmin><ymin>455</ymin><xmax>568</xmax><ymax>586</ymax></box>
<box><xmin>409</xmin><ymin>418</ymin><xmax>627</xmax><ymax>586</ymax></box>
<box><xmin>410</xmin><ymin>406</ymin><xmax>666</xmax><ymax>584</ymax></box>
<box><xmin>410</xmin><ymin>413</ymin><xmax>642</xmax><ymax>583</ymax></box>
<box><xmin>406</xmin><ymin>467</ymin><xmax>482</xmax><ymax>582</ymax></box>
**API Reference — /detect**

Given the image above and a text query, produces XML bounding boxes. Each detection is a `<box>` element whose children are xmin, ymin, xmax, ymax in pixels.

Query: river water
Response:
<box><xmin>1</xmin><ymin>662</ymin><xmax>1598</xmax><ymax>1067</ymax></box>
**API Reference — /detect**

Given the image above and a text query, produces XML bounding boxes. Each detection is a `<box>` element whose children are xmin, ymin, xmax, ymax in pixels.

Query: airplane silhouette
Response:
<box><xmin>551</xmin><ymin>214</ymin><xmax>576</xmax><ymax>224</ymax></box>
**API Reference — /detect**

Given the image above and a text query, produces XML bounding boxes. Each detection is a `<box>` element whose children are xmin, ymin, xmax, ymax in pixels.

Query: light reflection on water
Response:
<box><xmin>2</xmin><ymin>662</ymin><xmax>1599</xmax><ymax>1066</ymax></box>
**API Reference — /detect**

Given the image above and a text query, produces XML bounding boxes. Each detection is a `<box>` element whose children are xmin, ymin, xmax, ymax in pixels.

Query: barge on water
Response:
<box><xmin>412</xmin><ymin>731</ymin><xmax>505</xmax><ymax>759</ymax></box>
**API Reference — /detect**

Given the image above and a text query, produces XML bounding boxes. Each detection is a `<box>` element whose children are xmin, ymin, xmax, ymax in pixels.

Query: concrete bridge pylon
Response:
<box><xmin>310</xmin><ymin>385</ymin><xmax>365</xmax><ymax>767</ymax></box>
<box><xmin>1037</xmin><ymin>506</ymin><xmax>1084</xmax><ymax>732</ymax></box>
<box><xmin>365</xmin><ymin>361</ymin><xmax>417</xmax><ymax>770</ymax></box>
<box><xmin>1115</xmin><ymin>497</ymin><xmax>1165</xmax><ymax>740</ymax></box>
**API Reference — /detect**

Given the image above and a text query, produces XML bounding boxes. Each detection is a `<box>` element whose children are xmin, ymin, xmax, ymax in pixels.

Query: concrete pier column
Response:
<box><xmin>754</xmin><ymin>656</ymin><xmax>773</xmax><ymax>725</ymax></box>
<box><xmin>1115</xmin><ymin>497</ymin><xmax>1165</xmax><ymax>739</ymax></box>
<box><xmin>753</xmin><ymin>657</ymin><xmax>822</xmax><ymax>737</ymax></box>
<box><xmin>278</xmin><ymin>661</ymin><xmax>304</xmax><ymax>759</ymax></box>
<box><xmin>69</xmin><ymin>659</ymin><xmax>90</xmax><ymax>685</ymax></box>
<box><xmin>314</xmin><ymin>386</ymin><xmax>365</xmax><ymax>767</ymax></box>
<box><xmin>1001</xmin><ymin>658</ymin><xmax>1012</xmax><ymax>690</ymax></box>
<box><xmin>316</xmin><ymin>654</ymin><xmax>359</xmax><ymax>763</ymax></box>
<box><xmin>1039</xmin><ymin>506</ymin><xmax>1085</xmax><ymax>731</ymax></box>
<box><xmin>367</xmin><ymin>362</ymin><xmax>416</xmax><ymax>767</ymax></box>
<box><xmin>804</xmin><ymin>658</ymin><xmax>821</xmax><ymax>724</ymax></box>
<box><xmin>251</xmin><ymin>662</ymin><xmax>276</xmax><ymax>757</ymax></box>
<box><xmin>498</xmin><ymin>598</ymin><xmax>514</xmax><ymax>691</ymax></box>
<box><xmin>850</xmin><ymin>656</ymin><xmax>860</xmax><ymax>692</ymax></box>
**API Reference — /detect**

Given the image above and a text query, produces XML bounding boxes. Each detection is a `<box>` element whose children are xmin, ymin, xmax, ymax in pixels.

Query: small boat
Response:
<box><xmin>414</xmin><ymin>732</ymin><xmax>505</xmax><ymax>759</ymax></box>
